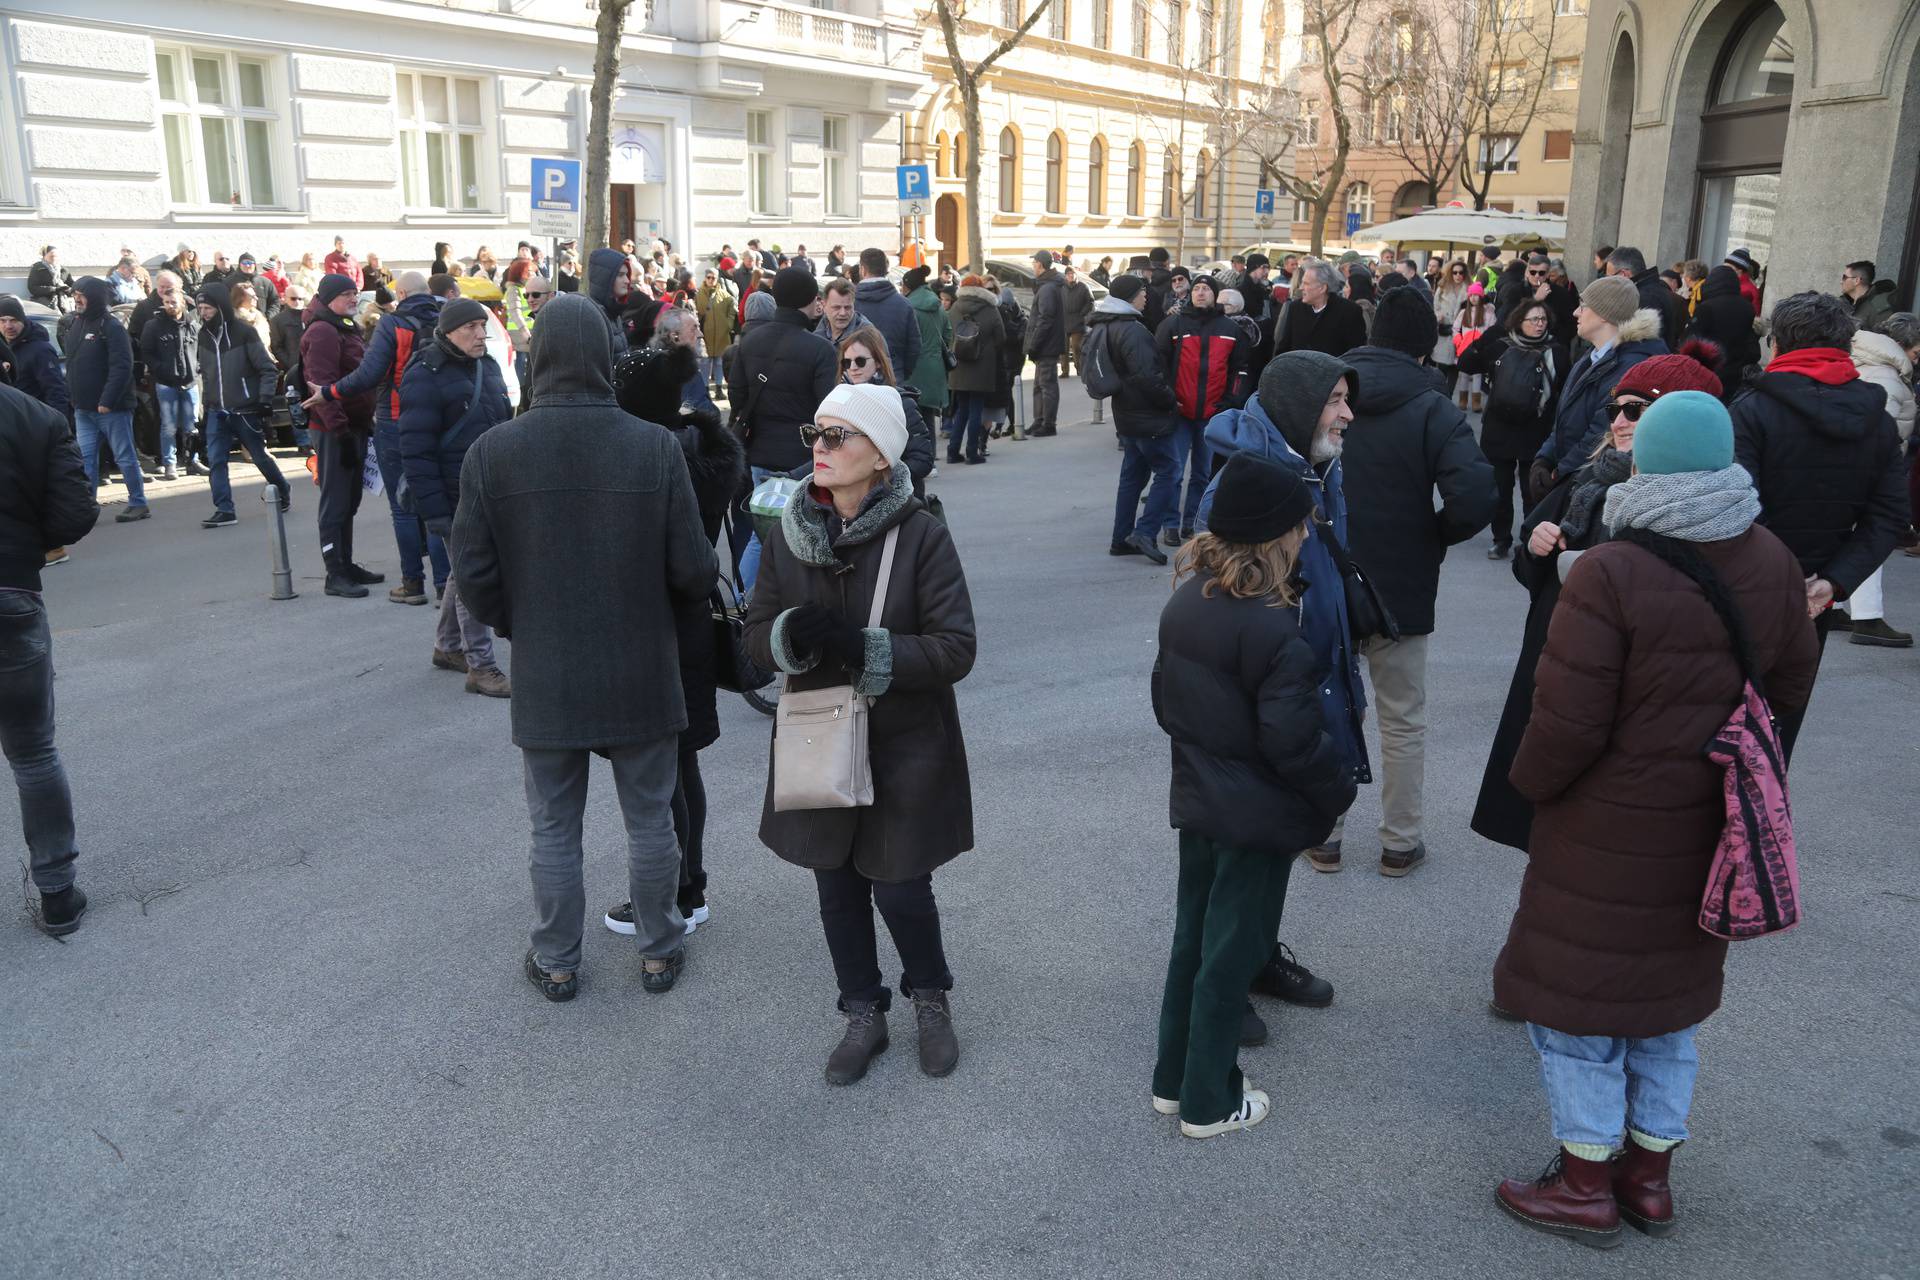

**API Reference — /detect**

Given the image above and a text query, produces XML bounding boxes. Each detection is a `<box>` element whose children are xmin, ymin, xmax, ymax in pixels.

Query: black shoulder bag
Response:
<box><xmin>1316</xmin><ymin>519</ymin><xmax>1401</xmax><ymax>643</ymax></box>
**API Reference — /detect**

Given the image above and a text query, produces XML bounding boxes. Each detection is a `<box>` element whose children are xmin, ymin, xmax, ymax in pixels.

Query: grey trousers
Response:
<box><xmin>1031</xmin><ymin>358</ymin><xmax>1059</xmax><ymax>429</ymax></box>
<box><xmin>524</xmin><ymin>736</ymin><xmax>683</xmax><ymax>973</ymax></box>
<box><xmin>438</xmin><ymin>574</ymin><xmax>496</xmax><ymax>671</ymax></box>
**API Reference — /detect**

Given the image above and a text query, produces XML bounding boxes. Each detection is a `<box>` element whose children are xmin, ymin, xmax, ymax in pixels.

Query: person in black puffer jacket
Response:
<box><xmin>1151</xmin><ymin>454</ymin><xmax>1357</xmax><ymax>1137</ymax></box>
<box><xmin>1457</xmin><ymin>297</ymin><xmax>1570</xmax><ymax>556</ymax></box>
<box><xmin>1731</xmin><ymin>290</ymin><xmax>1908</xmax><ymax>763</ymax></box>
<box><xmin>64</xmin><ymin>276</ymin><xmax>148</xmax><ymax>521</ymax></box>
<box><xmin>606</xmin><ymin>339</ymin><xmax>747</xmax><ymax>937</ymax></box>
<box><xmin>1087</xmin><ymin>275</ymin><xmax>1179</xmax><ymax>561</ymax></box>
<box><xmin>138</xmin><ymin>287</ymin><xmax>199</xmax><ymax>480</ymax></box>
<box><xmin>1686</xmin><ymin>265</ymin><xmax>1761</xmax><ymax>402</ymax></box>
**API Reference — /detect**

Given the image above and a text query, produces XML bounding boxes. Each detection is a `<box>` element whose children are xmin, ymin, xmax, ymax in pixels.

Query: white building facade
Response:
<box><xmin>0</xmin><ymin>0</ymin><xmax>924</xmax><ymax>286</ymax></box>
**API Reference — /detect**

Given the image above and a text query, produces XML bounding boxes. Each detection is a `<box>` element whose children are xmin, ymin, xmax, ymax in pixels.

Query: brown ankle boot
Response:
<box><xmin>1612</xmin><ymin>1141</ymin><xmax>1677</xmax><ymax>1236</ymax></box>
<box><xmin>465</xmin><ymin>666</ymin><xmax>512</xmax><ymax>698</ymax></box>
<box><xmin>824</xmin><ymin>999</ymin><xmax>888</xmax><ymax>1086</ymax></box>
<box><xmin>1496</xmin><ymin>1150</ymin><xmax>1624</xmax><ymax>1249</ymax></box>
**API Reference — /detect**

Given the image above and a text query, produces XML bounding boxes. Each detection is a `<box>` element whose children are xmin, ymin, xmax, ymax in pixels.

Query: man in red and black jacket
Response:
<box><xmin>299</xmin><ymin>273</ymin><xmax>379</xmax><ymax>598</ymax></box>
<box><xmin>1154</xmin><ymin>274</ymin><xmax>1248</xmax><ymax>545</ymax></box>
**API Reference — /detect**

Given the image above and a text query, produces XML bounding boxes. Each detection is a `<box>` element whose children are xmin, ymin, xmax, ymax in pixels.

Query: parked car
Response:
<box><xmin>983</xmin><ymin>259</ymin><xmax>1109</xmax><ymax>314</ymax></box>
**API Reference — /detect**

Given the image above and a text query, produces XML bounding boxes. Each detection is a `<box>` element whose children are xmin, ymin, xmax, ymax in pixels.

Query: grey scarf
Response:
<box><xmin>1558</xmin><ymin>447</ymin><xmax>1632</xmax><ymax>544</ymax></box>
<box><xmin>1603</xmin><ymin>464</ymin><xmax>1760</xmax><ymax>543</ymax></box>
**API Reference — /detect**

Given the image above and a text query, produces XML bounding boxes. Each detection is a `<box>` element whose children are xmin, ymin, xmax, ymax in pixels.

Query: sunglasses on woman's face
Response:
<box><xmin>1605</xmin><ymin>399</ymin><xmax>1652</xmax><ymax>422</ymax></box>
<box><xmin>840</xmin><ymin>355</ymin><xmax>872</xmax><ymax>371</ymax></box>
<box><xmin>801</xmin><ymin>424</ymin><xmax>867</xmax><ymax>450</ymax></box>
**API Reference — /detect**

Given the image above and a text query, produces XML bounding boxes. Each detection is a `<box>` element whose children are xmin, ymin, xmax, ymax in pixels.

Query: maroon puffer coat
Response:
<box><xmin>298</xmin><ymin>298</ymin><xmax>373</xmax><ymax>433</ymax></box>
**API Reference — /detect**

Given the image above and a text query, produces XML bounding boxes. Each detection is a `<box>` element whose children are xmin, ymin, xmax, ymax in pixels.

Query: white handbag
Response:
<box><xmin>772</xmin><ymin>526</ymin><xmax>900</xmax><ymax>812</ymax></box>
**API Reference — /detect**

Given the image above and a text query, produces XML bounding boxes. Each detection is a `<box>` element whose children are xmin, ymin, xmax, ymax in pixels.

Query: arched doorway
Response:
<box><xmin>1592</xmin><ymin>32</ymin><xmax>1636</xmax><ymax>266</ymax></box>
<box><xmin>1689</xmin><ymin>2</ymin><xmax>1795</xmax><ymax>271</ymax></box>
<box><xmin>1391</xmin><ymin>181</ymin><xmax>1431</xmax><ymax>219</ymax></box>
<box><xmin>934</xmin><ymin>192</ymin><xmax>968</xmax><ymax>270</ymax></box>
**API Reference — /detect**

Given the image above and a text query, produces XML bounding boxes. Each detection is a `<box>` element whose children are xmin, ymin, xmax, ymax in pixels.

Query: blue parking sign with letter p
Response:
<box><xmin>1254</xmin><ymin>189</ymin><xmax>1274</xmax><ymax>215</ymax></box>
<box><xmin>896</xmin><ymin>164</ymin><xmax>931</xmax><ymax>201</ymax></box>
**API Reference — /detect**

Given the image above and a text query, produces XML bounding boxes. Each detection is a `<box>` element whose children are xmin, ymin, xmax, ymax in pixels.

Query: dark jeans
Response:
<box><xmin>673</xmin><ymin>747</ymin><xmax>707</xmax><ymax>909</ymax></box>
<box><xmin>947</xmin><ymin>391</ymin><xmax>985</xmax><ymax>462</ymax></box>
<box><xmin>207</xmin><ymin>409</ymin><xmax>286</xmax><ymax>515</ymax></box>
<box><xmin>372</xmin><ymin>421</ymin><xmax>450</xmax><ymax>588</ymax></box>
<box><xmin>1776</xmin><ymin>608</ymin><xmax>1839</xmax><ymax>768</ymax></box>
<box><xmin>1167</xmin><ymin>417</ymin><xmax>1212</xmax><ymax>534</ymax></box>
<box><xmin>813</xmin><ymin>863</ymin><xmax>952</xmax><ymax>1010</ymax></box>
<box><xmin>1489</xmin><ymin>455</ymin><xmax>1520</xmax><ymax>547</ymax></box>
<box><xmin>1031</xmin><ymin>358</ymin><xmax>1059</xmax><ymax>429</ymax></box>
<box><xmin>1113</xmin><ymin>432</ymin><xmax>1179</xmax><ymax>546</ymax></box>
<box><xmin>1152</xmin><ymin>831</ymin><xmax>1294</xmax><ymax>1125</ymax></box>
<box><xmin>0</xmin><ymin>592</ymin><xmax>77</xmax><ymax>894</ymax></box>
<box><xmin>314</xmin><ymin>430</ymin><xmax>366</xmax><ymax>572</ymax></box>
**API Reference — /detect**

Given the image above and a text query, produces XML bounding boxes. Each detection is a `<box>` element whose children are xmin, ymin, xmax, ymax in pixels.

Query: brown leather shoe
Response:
<box><xmin>389</xmin><ymin>578</ymin><xmax>428</xmax><ymax>606</ymax></box>
<box><xmin>466</xmin><ymin>666</ymin><xmax>511</xmax><ymax>698</ymax></box>
<box><xmin>431</xmin><ymin>648</ymin><xmax>469</xmax><ymax>673</ymax></box>
<box><xmin>1305</xmin><ymin>842</ymin><xmax>1342</xmax><ymax>873</ymax></box>
<box><xmin>1496</xmin><ymin>1150</ymin><xmax>1624</xmax><ymax>1249</ymax></box>
<box><xmin>1612</xmin><ymin>1141</ymin><xmax>1677</xmax><ymax>1236</ymax></box>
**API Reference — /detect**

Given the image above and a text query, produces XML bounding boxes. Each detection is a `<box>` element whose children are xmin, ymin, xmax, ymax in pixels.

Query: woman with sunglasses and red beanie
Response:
<box><xmin>1473</xmin><ymin>342</ymin><xmax>1726</xmax><ymax>857</ymax></box>
<box><xmin>744</xmin><ymin>380</ymin><xmax>977</xmax><ymax>1089</ymax></box>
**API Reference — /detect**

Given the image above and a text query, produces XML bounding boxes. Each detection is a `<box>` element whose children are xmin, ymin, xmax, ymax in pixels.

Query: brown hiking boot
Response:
<box><xmin>389</xmin><ymin>578</ymin><xmax>428</xmax><ymax>606</ymax></box>
<box><xmin>911</xmin><ymin>990</ymin><xmax>959</xmax><ymax>1077</ymax></box>
<box><xmin>466</xmin><ymin>666</ymin><xmax>511</xmax><ymax>698</ymax></box>
<box><xmin>431</xmin><ymin>648</ymin><xmax>469</xmax><ymax>673</ymax></box>
<box><xmin>1496</xmin><ymin>1150</ymin><xmax>1624</xmax><ymax>1249</ymax></box>
<box><xmin>1612</xmin><ymin>1141</ymin><xmax>1678</xmax><ymax>1236</ymax></box>
<box><xmin>824</xmin><ymin>999</ymin><xmax>889</xmax><ymax>1086</ymax></box>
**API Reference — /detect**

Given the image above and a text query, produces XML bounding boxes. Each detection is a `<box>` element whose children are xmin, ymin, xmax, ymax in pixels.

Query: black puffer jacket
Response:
<box><xmin>138</xmin><ymin>309</ymin><xmax>199</xmax><ymax>388</ymax></box>
<box><xmin>1085</xmin><ymin>300</ymin><xmax>1175</xmax><ymax>438</ymax></box>
<box><xmin>0</xmin><ymin>383</ymin><xmax>97</xmax><ymax>591</ymax></box>
<box><xmin>1457</xmin><ymin>323</ymin><xmax>1569</xmax><ymax>460</ymax></box>
<box><xmin>1026</xmin><ymin>267</ymin><xmax>1067</xmax><ymax>357</ymax></box>
<box><xmin>64</xmin><ymin>278</ymin><xmax>135</xmax><ymax>412</ymax></box>
<box><xmin>1338</xmin><ymin>347</ymin><xmax>1495</xmax><ymax>634</ymax></box>
<box><xmin>728</xmin><ymin>307</ymin><xmax>838</xmax><ymax>474</ymax></box>
<box><xmin>1631</xmin><ymin>267</ymin><xmax>1688</xmax><ymax>351</ymax></box>
<box><xmin>1153</xmin><ymin>572</ymin><xmax>1357</xmax><ymax>855</ymax></box>
<box><xmin>1732</xmin><ymin>367</ymin><xmax>1906</xmax><ymax>599</ymax></box>
<box><xmin>1687</xmin><ymin>266</ymin><xmax>1760</xmax><ymax>400</ymax></box>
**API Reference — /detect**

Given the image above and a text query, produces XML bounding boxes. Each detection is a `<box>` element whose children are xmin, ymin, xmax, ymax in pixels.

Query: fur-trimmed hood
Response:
<box><xmin>779</xmin><ymin>463</ymin><xmax>916</xmax><ymax>568</ymax></box>
<box><xmin>1617</xmin><ymin>308</ymin><xmax>1663</xmax><ymax>344</ymax></box>
<box><xmin>956</xmin><ymin>284</ymin><xmax>999</xmax><ymax>307</ymax></box>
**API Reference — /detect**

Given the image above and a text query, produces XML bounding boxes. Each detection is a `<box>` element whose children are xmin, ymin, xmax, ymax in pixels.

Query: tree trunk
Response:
<box><xmin>583</xmin><ymin>0</ymin><xmax>632</xmax><ymax>252</ymax></box>
<box><xmin>963</xmin><ymin>78</ymin><xmax>985</xmax><ymax>275</ymax></box>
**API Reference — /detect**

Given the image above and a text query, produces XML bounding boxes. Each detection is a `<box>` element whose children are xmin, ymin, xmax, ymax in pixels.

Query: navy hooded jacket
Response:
<box><xmin>4</xmin><ymin>318</ymin><xmax>72</xmax><ymax>418</ymax></box>
<box><xmin>63</xmin><ymin>278</ymin><xmax>135</xmax><ymax>413</ymax></box>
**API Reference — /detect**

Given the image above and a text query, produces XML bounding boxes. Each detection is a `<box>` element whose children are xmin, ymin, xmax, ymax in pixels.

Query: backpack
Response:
<box><xmin>1081</xmin><ymin>324</ymin><xmax>1123</xmax><ymax>399</ymax></box>
<box><xmin>952</xmin><ymin>317</ymin><xmax>981</xmax><ymax>363</ymax></box>
<box><xmin>998</xmin><ymin>300</ymin><xmax>1026</xmax><ymax>351</ymax></box>
<box><xmin>1487</xmin><ymin>344</ymin><xmax>1548</xmax><ymax>418</ymax></box>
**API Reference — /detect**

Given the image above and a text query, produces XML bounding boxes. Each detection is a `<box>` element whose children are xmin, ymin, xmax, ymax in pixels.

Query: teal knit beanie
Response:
<box><xmin>1632</xmin><ymin>390</ymin><xmax>1734</xmax><ymax>476</ymax></box>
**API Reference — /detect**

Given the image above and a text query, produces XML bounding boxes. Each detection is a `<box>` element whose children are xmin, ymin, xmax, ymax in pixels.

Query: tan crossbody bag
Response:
<box><xmin>772</xmin><ymin>526</ymin><xmax>899</xmax><ymax>812</ymax></box>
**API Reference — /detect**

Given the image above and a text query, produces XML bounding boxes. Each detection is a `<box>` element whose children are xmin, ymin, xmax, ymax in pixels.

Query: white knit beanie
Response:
<box><xmin>815</xmin><ymin>383</ymin><xmax>909</xmax><ymax>468</ymax></box>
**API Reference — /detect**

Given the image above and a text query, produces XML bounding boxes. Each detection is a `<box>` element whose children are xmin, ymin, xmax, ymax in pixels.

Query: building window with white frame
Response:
<box><xmin>1050</xmin><ymin>0</ymin><xmax>1068</xmax><ymax>39</ymax></box>
<box><xmin>1168</xmin><ymin>0</ymin><xmax>1186</xmax><ymax>63</ymax></box>
<box><xmin>1092</xmin><ymin>0</ymin><xmax>1110</xmax><ymax>49</ymax></box>
<box><xmin>1298</xmin><ymin>101</ymin><xmax>1320</xmax><ymax>146</ymax></box>
<box><xmin>822</xmin><ymin>114</ymin><xmax>852</xmax><ymax>217</ymax></box>
<box><xmin>1132</xmin><ymin>0</ymin><xmax>1150</xmax><ymax>56</ymax></box>
<box><xmin>1490</xmin><ymin>0</ymin><xmax>1527</xmax><ymax>33</ymax></box>
<box><xmin>1552</xmin><ymin>0</ymin><xmax>1585</xmax><ymax>15</ymax></box>
<box><xmin>1550</xmin><ymin>59</ymin><xmax>1580</xmax><ymax>91</ymax></box>
<box><xmin>1002</xmin><ymin>0</ymin><xmax>1023</xmax><ymax>28</ymax></box>
<box><xmin>155</xmin><ymin>46</ymin><xmax>282</xmax><ymax>208</ymax></box>
<box><xmin>1477</xmin><ymin>132</ymin><xmax>1522</xmax><ymax>175</ymax></box>
<box><xmin>396</xmin><ymin>71</ymin><xmax>486</xmax><ymax>212</ymax></box>
<box><xmin>747</xmin><ymin>109</ymin><xmax>778</xmax><ymax>216</ymax></box>
<box><xmin>1292</xmin><ymin>194</ymin><xmax>1313</xmax><ymax>222</ymax></box>
<box><xmin>1160</xmin><ymin>147</ymin><xmax>1177</xmax><ymax>218</ymax></box>
<box><xmin>1345</xmin><ymin>180</ymin><xmax>1372</xmax><ymax>226</ymax></box>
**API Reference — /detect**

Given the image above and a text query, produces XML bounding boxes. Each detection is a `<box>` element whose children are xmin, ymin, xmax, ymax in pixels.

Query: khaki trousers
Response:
<box><xmin>1328</xmin><ymin>632</ymin><xmax>1428</xmax><ymax>854</ymax></box>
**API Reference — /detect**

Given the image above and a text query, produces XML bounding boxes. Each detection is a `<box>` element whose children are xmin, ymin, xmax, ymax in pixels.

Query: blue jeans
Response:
<box><xmin>1167</xmin><ymin>417</ymin><xmax>1212</xmax><ymax>534</ymax></box>
<box><xmin>373</xmin><ymin>421</ymin><xmax>450</xmax><ymax>588</ymax></box>
<box><xmin>0</xmin><ymin>592</ymin><xmax>77</xmax><ymax>894</ymax></box>
<box><xmin>947</xmin><ymin>391</ymin><xmax>985</xmax><ymax>462</ymax></box>
<box><xmin>206</xmin><ymin>409</ymin><xmax>287</xmax><ymax>515</ymax></box>
<box><xmin>737</xmin><ymin>464</ymin><xmax>777</xmax><ymax>595</ymax></box>
<box><xmin>74</xmin><ymin>409</ymin><xmax>145</xmax><ymax>507</ymax></box>
<box><xmin>1528</xmin><ymin>1022</ymin><xmax>1701</xmax><ymax>1149</ymax></box>
<box><xmin>1113</xmin><ymin>433</ymin><xmax>1179</xmax><ymax>546</ymax></box>
<box><xmin>154</xmin><ymin>384</ymin><xmax>196</xmax><ymax>467</ymax></box>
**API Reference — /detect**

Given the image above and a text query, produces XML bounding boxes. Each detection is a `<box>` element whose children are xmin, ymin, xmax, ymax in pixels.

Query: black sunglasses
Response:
<box><xmin>840</xmin><ymin>355</ymin><xmax>872</xmax><ymax>371</ymax></box>
<box><xmin>800</xmin><ymin>424</ymin><xmax>867</xmax><ymax>450</ymax></box>
<box><xmin>1604</xmin><ymin>399</ymin><xmax>1651</xmax><ymax>422</ymax></box>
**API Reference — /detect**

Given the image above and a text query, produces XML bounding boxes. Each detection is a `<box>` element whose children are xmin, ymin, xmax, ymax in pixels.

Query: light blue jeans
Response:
<box><xmin>1528</xmin><ymin>1022</ymin><xmax>1700</xmax><ymax>1149</ymax></box>
<box><xmin>74</xmin><ymin>409</ymin><xmax>145</xmax><ymax>507</ymax></box>
<box><xmin>737</xmin><ymin>464</ymin><xmax>778</xmax><ymax>595</ymax></box>
<box><xmin>153</xmin><ymin>384</ymin><xmax>196</xmax><ymax>467</ymax></box>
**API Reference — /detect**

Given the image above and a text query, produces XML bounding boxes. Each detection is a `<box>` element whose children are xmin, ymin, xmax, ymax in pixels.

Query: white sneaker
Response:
<box><xmin>1152</xmin><ymin>1094</ymin><xmax>1180</xmax><ymax>1116</ymax></box>
<box><xmin>607</xmin><ymin>902</ymin><xmax>710</xmax><ymax>936</ymax></box>
<box><xmin>1179</xmin><ymin>1088</ymin><xmax>1270</xmax><ymax>1139</ymax></box>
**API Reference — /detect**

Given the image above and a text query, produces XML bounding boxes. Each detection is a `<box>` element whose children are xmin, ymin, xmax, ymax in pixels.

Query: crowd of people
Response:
<box><xmin>4</xmin><ymin>215</ymin><xmax>1917</xmax><ymax>1251</ymax></box>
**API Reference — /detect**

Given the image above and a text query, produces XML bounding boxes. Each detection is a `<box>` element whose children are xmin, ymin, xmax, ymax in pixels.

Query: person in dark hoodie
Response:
<box><xmin>1088</xmin><ymin>274</ymin><xmax>1179</xmax><ymax>564</ymax></box>
<box><xmin>1024</xmin><ymin>250</ymin><xmax>1067</xmax><ymax>436</ymax></box>
<box><xmin>1150</xmin><ymin>454</ymin><xmax>1357</xmax><ymax>1138</ymax></box>
<box><xmin>587</xmin><ymin>247</ymin><xmax>635</xmax><ymax>352</ymax></box>
<box><xmin>1156</xmin><ymin>274</ymin><xmax>1250</xmax><ymax>545</ymax></box>
<box><xmin>453</xmin><ymin>293</ymin><xmax>717</xmax><ymax>1001</ymax></box>
<box><xmin>852</xmin><ymin>247</ymin><xmax>921</xmax><ymax>377</ymax></box>
<box><xmin>1731</xmin><ymin>290</ymin><xmax>1908</xmax><ymax>764</ymax></box>
<box><xmin>1143</xmin><ymin>247</ymin><xmax>1175</xmax><ymax>335</ymax></box>
<box><xmin>1528</xmin><ymin>276</ymin><xmax>1667</xmax><ymax>501</ymax></box>
<box><xmin>306</xmin><ymin>270</ymin><xmax>445</xmax><ymax>606</ymax></box>
<box><xmin>194</xmin><ymin>280</ymin><xmax>290</xmax><ymax>529</ymax></box>
<box><xmin>63</xmin><ymin>277</ymin><xmax>148</xmax><ymax>523</ymax></box>
<box><xmin>399</xmin><ymin>297</ymin><xmax>514</xmax><ymax>696</ymax></box>
<box><xmin>300</xmin><ymin>274</ymin><xmax>380</xmax><ymax>596</ymax></box>
<box><xmin>1685</xmin><ymin>265</ymin><xmax>1760</xmax><ymax>401</ymax></box>
<box><xmin>0</xmin><ymin>295</ymin><xmax>73</xmax><ymax>420</ymax></box>
<box><xmin>233</xmin><ymin>253</ymin><xmax>280</xmax><ymax>319</ymax></box>
<box><xmin>1329</xmin><ymin>288</ymin><xmax>1494</xmax><ymax>878</ymax></box>
<box><xmin>945</xmin><ymin>273</ymin><xmax>1005</xmax><ymax>466</ymax></box>
<box><xmin>601</xmin><ymin>339</ymin><xmax>747</xmax><ymax>940</ymax></box>
<box><xmin>1196</xmin><ymin>350</ymin><xmax>1364</xmax><ymax>1040</ymax></box>
<box><xmin>0</xmin><ymin>376</ymin><xmax>100</xmax><ymax>935</ymax></box>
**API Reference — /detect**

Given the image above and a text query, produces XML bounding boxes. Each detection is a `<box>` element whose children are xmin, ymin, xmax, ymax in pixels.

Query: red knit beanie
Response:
<box><xmin>1611</xmin><ymin>339</ymin><xmax>1725</xmax><ymax>400</ymax></box>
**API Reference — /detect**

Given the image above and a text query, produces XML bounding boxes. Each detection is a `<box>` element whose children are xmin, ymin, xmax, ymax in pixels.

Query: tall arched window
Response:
<box><xmin>953</xmin><ymin>131</ymin><xmax>968</xmax><ymax>178</ymax></box>
<box><xmin>1046</xmin><ymin>131</ymin><xmax>1066</xmax><ymax>214</ymax></box>
<box><xmin>1193</xmin><ymin>151</ymin><xmax>1210</xmax><ymax>220</ymax></box>
<box><xmin>998</xmin><ymin>127</ymin><xmax>1020</xmax><ymax>212</ymax></box>
<box><xmin>1127</xmin><ymin>141</ymin><xmax>1145</xmax><ymax>217</ymax></box>
<box><xmin>1161</xmin><ymin>146</ymin><xmax>1178</xmax><ymax>218</ymax></box>
<box><xmin>1345</xmin><ymin>181</ymin><xmax>1373</xmax><ymax>228</ymax></box>
<box><xmin>1693</xmin><ymin>3</ymin><xmax>1793</xmax><ymax>267</ymax></box>
<box><xmin>934</xmin><ymin>130</ymin><xmax>951</xmax><ymax>178</ymax></box>
<box><xmin>1087</xmin><ymin>136</ymin><xmax>1106</xmax><ymax>215</ymax></box>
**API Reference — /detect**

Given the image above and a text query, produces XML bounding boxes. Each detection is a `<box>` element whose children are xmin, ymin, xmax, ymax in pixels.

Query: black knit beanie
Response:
<box><xmin>1208</xmin><ymin>454</ymin><xmax>1316</xmax><ymax>544</ymax></box>
<box><xmin>1367</xmin><ymin>287</ymin><xmax>1437</xmax><ymax>360</ymax></box>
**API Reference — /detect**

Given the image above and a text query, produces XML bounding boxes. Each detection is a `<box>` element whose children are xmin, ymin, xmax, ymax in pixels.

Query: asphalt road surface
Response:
<box><xmin>6</xmin><ymin>378</ymin><xmax>1916</xmax><ymax>1278</ymax></box>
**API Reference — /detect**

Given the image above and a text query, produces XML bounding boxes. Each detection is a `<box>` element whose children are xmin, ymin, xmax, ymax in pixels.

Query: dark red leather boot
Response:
<box><xmin>1612</xmin><ymin>1141</ymin><xmax>1677</xmax><ymax>1236</ymax></box>
<box><xmin>1495</xmin><ymin>1150</ymin><xmax>1624</xmax><ymax>1249</ymax></box>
